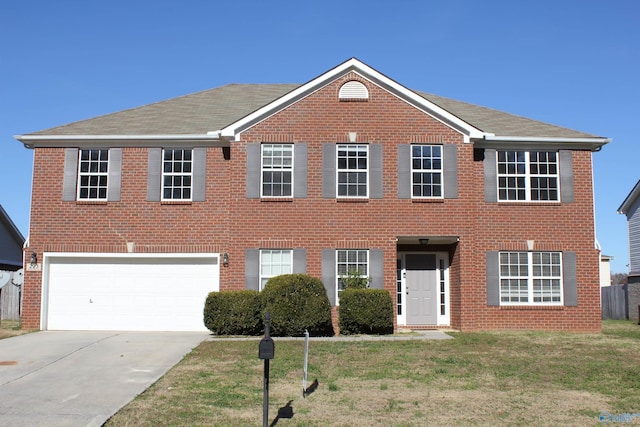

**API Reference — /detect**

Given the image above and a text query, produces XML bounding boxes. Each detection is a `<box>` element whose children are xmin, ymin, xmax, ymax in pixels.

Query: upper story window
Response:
<box><xmin>499</xmin><ymin>251</ymin><xmax>562</xmax><ymax>305</ymax></box>
<box><xmin>497</xmin><ymin>151</ymin><xmax>558</xmax><ymax>201</ymax></box>
<box><xmin>260</xmin><ymin>249</ymin><xmax>292</xmax><ymax>290</ymax></box>
<box><xmin>162</xmin><ymin>149</ymin><xmax>192</xmax><ymax>201</ymax></box>
<box><xmin>261</xmin><ymin>144</ymin><xmax>293</xmax><ymax>197</ymax></box>
<box><xmin>336</xmin><ymin>249</ymin><xmax>369</xmax><ymax>300</ymax></box>
<box><xmin>337</xmin><ymin>144</ymin><xmax>368</xmax><ymax>198</ymax></box>
<box><xmin>78</xmin><ymin>149</ymin><xmax>109</xmax><ymax>200</ymax></box>
<box><xmin>412</xmin><ymin>145</ymin><xmax>443</xmax><ymax>198</ymax></box>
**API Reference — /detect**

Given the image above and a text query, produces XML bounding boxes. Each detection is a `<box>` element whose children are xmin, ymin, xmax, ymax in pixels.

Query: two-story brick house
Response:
<box><xmin>16</xmin><ymin>58</ymin><xmax>609</xmax><ymax>332</ymax></box>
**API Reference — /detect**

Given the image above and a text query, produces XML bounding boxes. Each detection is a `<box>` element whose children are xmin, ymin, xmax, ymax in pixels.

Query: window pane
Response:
<box><xmin>77</xmin><ymin>149</ymin><xmax>109</xmax><ymax>200</ymax></box>
<box><xmin>162</xmin><ymin>149</ymin><xmax>193</xmax><ymax>200</ymax></box>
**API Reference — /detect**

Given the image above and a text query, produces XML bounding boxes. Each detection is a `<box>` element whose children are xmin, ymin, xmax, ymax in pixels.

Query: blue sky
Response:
<box><xmin>1</xmin><ymin>1</ymin><xmax>638</xmax><ymax>273</ymax></box>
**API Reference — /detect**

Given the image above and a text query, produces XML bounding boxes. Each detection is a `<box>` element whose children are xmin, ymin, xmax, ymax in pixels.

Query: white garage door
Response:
<box><xmin>44</xmin><ymin>254</ymin><xmax>219</xmax><ymax>331</ymax></box>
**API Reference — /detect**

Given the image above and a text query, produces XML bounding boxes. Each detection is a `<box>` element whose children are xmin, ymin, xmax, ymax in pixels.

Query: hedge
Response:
<box><xmin>261</xmin><ymin>274</ymin><xmax>334</xmax><ymax>337</ymax></box>
<box><xmin>338</xmin><ymin>288</ymin><xmax>394</xmax><ymax>335</ymax></box>
<box><xmin>203</xmin><ymin>290</ymin><xmax>263</xmax><ymax>335</ymax></box>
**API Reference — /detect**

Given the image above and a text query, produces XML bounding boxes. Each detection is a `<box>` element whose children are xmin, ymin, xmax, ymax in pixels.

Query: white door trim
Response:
<box><xmin>397</xmin><ymin>251</ymin><xmax>449</xmax><ymax>326</ymax></box>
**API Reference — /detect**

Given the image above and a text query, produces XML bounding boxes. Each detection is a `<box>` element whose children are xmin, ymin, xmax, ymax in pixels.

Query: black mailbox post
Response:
<box><xmin>259</xmin><ymin>312</ymin><xmax>275</xmax><ymax>427</ymax></box>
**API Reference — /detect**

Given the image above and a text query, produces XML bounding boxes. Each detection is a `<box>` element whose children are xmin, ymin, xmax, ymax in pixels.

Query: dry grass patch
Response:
<box><xmin>0</xmin><ymin>320</ymin><xmax>32</xmax><ymax>340</ymax></box>
<box><xmin>106</xmin><ymin>321</ymin><xmax>640</xmax><ymax>426</ymax></box>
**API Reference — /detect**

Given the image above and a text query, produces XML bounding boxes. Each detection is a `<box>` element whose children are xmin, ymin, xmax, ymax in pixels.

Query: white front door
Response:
<box><xmin>397</xmin><ymin>252</ymin><xmax>449</xmax><ymax>326</ymax></box>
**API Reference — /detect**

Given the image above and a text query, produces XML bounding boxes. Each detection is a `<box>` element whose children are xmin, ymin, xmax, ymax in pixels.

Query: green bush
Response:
<box><xmin>203</xmin><ymin>290</ymin><xmax>263</xmax><ymax>335</ymax></box>
<box><xmin>261</xmin><ymin>274</ymin><xmax>334</xmax><ymax>337</ymax></box>
<box><xmin>339</xmin><ymin>288</ymin><xmax>394</xmax><ymax>335</ymax></box>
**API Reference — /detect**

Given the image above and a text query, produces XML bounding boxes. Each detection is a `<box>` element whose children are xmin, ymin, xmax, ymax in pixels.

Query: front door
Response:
<box><xmin>405</xmin><ymin>254</ymin><xmax>437</xmax><ymax>325</ymax></box>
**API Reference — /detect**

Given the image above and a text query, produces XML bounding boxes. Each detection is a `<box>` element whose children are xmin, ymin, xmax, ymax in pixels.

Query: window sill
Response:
<box><xmin>496</xmin><ymin>201</ymin><xmax>561</xmax><ymax>206</ymax></box>
<box><xmin>261</xmin><ymin>197</ymin><xmax>294</xmax><ymax>202</ymax></box>
<box><xmin>499</xmin><ymin>305</ymin><xmax>565</xmax><ymax>310</ymax></box>
<box><xmin>336</xmin><ymin>198</ymin><xmax>369</xmax><ymax>203</ymax></box>
<box><xmin>75</xmin><ymin>200</ymin><xmax>108</xmax><ymax>205</ymax></box>
<box><xmin>161</xmin><ymin>200</ymin><xmax>193</xmax><ymax>205</ymax></box>
<box><xmin>411</xmin><ymin>198</ymin><xmax>445</xmax><ymax>204</ymax></box>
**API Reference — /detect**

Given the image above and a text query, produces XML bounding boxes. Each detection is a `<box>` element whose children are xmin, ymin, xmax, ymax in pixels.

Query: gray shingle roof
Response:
<box><xmin>28</xmin><ymin>83</ymin><xmax>601</xmax><ymax>139</ymax></box>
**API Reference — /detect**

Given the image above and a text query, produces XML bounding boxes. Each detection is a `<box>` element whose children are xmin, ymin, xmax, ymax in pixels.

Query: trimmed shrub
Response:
<box><xmin>203</xmin><ymin>290</ymin><xmax>263</xmax><ymax>335</ymax></box>
<box><xmin>261</xmin><ymin>274</ymin><xmax>334</xmax><ymax>337</ymax></box>
<box><xmin>339</xmin><ymin>288</ymin><xmax>394</xmax><ymax>335</ymax></box>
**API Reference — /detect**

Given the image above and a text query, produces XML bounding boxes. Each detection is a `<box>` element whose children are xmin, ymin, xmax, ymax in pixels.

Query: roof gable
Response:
<box><xmin>0</xmin><ymin>205</ymin><xmax>25</xmax><ymax>269</ymax></box>
<box><xmin>220</xmin><ymin>58</ymin><xmax>485</xmax><ymax>142</ymax></box>
<box><xmin>618</xmin><ymin>180</ymin><xmax>640</xmax><ymax>216</ymax></box>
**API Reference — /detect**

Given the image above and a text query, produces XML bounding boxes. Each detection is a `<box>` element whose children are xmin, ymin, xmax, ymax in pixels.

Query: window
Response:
<box><xmin>499</xmin><ymin>251</ymin><xmax>562</xmax><ymax>304</ymax></box>
<box><xmin>412</xmin><ymin>145</ymin><xmax>442</xmax><ymax>198</ymax></box>
<box><xmin>337</xmin><ymin>144</ymin><xmax>368</xmax><ymax>198</ymax></box>
<box><xmin>497</xmin><ymin>151</ymin><xmax>558</xmax><ymax>201</ymax></box>
<box><xmin>261</xmin><ymin>144</ymin><xmax>293</xmax><ymax>197</ymax></box>
<box><xmin>162</xmin><ymin>149</ymin><xmax>192</xmax><ymax>200</ymax></box>
<box><xmin>336</xmin><ymin>249</ymin><xmax>369</xmax><ymax>298</ymax></box>
<box><xmin>78</xmin><ymin>149</ymin><xmax>109</xmax><ymax>200</ymax></box>
<box><xmin>260</xmin><ymin>250</ymin><xmax>292</xmax><ymax>290</ymax></box>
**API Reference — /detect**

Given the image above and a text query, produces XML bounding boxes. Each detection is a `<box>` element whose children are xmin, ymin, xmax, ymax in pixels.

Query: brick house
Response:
<box><xmin>16</xmin><ymin>58</ymin><xmax>609</xmax><ymax>332</ymax></box>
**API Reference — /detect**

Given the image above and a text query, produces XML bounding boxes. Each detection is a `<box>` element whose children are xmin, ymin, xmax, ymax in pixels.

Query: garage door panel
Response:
<box><xmin>45</xmin><ymin>255</ymin><xmax>219</xmax><ymax>331</ymax></box>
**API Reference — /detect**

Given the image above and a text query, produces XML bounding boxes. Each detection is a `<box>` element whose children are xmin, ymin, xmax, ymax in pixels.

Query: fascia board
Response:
<box><xmin>220</xmin><ymin>58</ymin><xmax>485</xmax><ymax>140</ymax></box>
<box><xmin>476</xmin><ymin>136</ymin><xmax>611</xmax><ymax>152</ymax></box>
<box><xmin>618</xmin><ymin>180</ymin><xmax>640</xmax><ymax>214</ymax></box>
<box><xmin>15</xmin><ymin>134</ymin><xmax>228</xmax><ymax>149</ymax></box>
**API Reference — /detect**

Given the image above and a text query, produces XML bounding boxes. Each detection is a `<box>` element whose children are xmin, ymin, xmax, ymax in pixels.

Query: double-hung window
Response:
<box><xmin>336</xmin><ymin>249</ymin><xmax>369</xmax><ymax>298</ymax></box>
<box><xmin>261</xmin><ymin>144</ymin><xmax>293</xmax><ymax>197</ymax></box>
<box><xmin>260</xmin><ymin>249</ymin><xmax>292</xmax><ymax>290</ymax></box>
<box><xmin>337</xmin><ymin>144</ymin><xmax>368</xmax><ymax>198</ymax></box>
<box><xmin>412</xmin><ymin>145</ymin><xmax>442</xmax><ymax>198</ymax></box>
<box><xmin>499</xmin><ymin>251</ymin><xmax>562</xmax><ymax>305</ymax></box>
<box><xmin>162</xmin><ymin>149</ymin><xmax>192</xmax><ymax>200</ymax></box>
<box><xmin>497</xmin><ymin>151</ymin><xmax>559</xmax><ymax>201</ymax></box>
<box><xmin>78</xmin><ymin>149</ymin><xmax>109</xmax><ymax>200</ymax></box>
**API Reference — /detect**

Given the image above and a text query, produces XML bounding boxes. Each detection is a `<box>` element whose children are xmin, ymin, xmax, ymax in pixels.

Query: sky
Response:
<box><xmin>1</xmin><ymin>1</ymin><xmax>638</xmax><ymax>274</ymax></box>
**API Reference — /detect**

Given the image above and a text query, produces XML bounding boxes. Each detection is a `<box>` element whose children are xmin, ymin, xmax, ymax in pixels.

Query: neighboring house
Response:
<box><xmin>15</xmin><ymin>58</ymin><xmax>610</xmax><ymax>332</ymax></box>
<box><xmin>618</xmin><ymin>180</ymin><xmax>640</xmax><ymax>321</ymax></box>
<box><xmin>0</xmin><ymin>204</ymin><xmax>25</xmax><ymax>320</ymax></box>
<box><xmin>618</xmin><ymin>180</ymin><xmax>640</xmax><ymax>283</ymax></box>
<box><xmin>600</xmin><ymin>254</ymin><xmax>613</xmax><ymax>287</ymax></box>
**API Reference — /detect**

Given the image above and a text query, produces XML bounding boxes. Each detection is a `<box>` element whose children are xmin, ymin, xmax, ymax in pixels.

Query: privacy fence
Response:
<box><xmin>601</xmin><ymin>284</ymin><xmax>628</xmax><ymax>320</ymax></box>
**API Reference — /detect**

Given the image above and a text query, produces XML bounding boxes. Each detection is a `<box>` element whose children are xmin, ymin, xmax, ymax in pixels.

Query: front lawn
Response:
<box><xmin>106</xmin><ymin>320</ymin><xmax>640</xmax><ymax>426</ymax></box>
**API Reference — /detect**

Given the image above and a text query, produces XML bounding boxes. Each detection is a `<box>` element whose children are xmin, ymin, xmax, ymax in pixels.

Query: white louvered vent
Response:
<box><xmin>339</xmin><ymin>81</ymin><xmax>369</xmax><ymax>100</ymax></box>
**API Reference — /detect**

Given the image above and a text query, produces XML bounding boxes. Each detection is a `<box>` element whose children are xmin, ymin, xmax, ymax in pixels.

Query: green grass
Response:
<box><xmin>105</xmin><ymin>320</ymin><xmax>640</xmax><ymax>426</ymax></box>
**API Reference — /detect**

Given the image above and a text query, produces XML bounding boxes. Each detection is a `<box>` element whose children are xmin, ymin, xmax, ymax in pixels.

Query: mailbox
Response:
<box><xmin>259</xmin><ymin>336</ymin><xmax>275</xmax><ymax>360</ymax></box>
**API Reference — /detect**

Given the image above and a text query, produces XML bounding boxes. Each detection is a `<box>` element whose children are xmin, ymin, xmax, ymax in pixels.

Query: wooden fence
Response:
<box><xmin>601</xmin><ymin>284</ymin><xmax>628</xmax><ymax>320</ymax></box>
<box><xmin>1</xmin><ymin>271</ymin><xmax>21</xmax><ymax>321</ymax></box>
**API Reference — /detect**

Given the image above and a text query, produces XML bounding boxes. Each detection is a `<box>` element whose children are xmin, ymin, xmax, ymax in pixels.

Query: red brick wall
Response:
<box><xmin>22</xmin><ymin>72</ymin><xmax>601</xmax><ymax>332</ymax></box>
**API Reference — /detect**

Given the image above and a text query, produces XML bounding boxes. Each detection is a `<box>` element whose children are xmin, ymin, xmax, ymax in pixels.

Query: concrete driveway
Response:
<box><xmin>0</xmin><ymin>331</ymin><xmax>209</xmax><ymax>427</ymax></box>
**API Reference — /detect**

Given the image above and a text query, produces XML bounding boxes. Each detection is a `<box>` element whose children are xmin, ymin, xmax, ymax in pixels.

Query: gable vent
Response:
<box><xmin>339</xmin><ymin>81</ymin><xmax>369</xmax><ymax>101</ymax></box>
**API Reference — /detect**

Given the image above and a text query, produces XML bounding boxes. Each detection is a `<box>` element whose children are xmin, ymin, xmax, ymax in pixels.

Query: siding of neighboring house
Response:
<box><xmin>628</xmin><ymin>197</ymin><xmax>640</xmax><ymax>278</ymax></box>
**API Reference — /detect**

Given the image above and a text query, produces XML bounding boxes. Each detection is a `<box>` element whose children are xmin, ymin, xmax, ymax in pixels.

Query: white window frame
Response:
<box><xmin>497</xmin><ymin>150</ymin><xmax>559</xmax><ymax>202</ymax></box>
<box><xmin>411</xmin><ymin>144</ymin><xmax>443</xmax><ymax>199</ymax></box>
<box><xmin>162</xmin><ymin>148</ymin><xmax>193</xmax><ymax>201</ymax></box>
<box><xmin>259</xmin><ymin>249</ymin><xmax>292</xmax><ymax>291</ymax></box>
<box><xmin>499</xmin><ymin>251</ymin><xmax>563</xmax><ymax>305</ymax></box>
<box><xmin>77</xmin><ymin>149</ymin><xmax>109</xmax><ymax>200</ymax></box>
<box><xmin>336</xmin><ymin>249</ymin><xmax>369</xmax><ymax>302</ymax></box>
<box><xmin>336</xmin><ymin>144</ymin><xmax>369</xmax><ymax>198</ymax></box>
<box><xmin>261</xmin><ymin>144</ymin><xmax>294</xmax><ymax>198</ymax></box>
